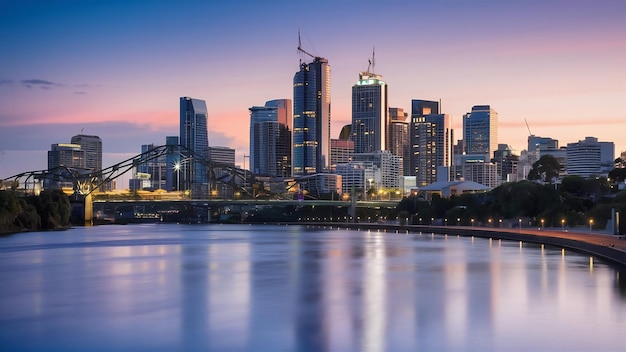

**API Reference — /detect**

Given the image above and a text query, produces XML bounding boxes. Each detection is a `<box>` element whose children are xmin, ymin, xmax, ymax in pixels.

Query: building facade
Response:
<box><xmin>460</xmin><ymin>161</ymin><xmax>499</xmax><ymax>189</ymax></box>
<box><xmin>463</xmin><ymin>105</ymin><xmax>498</xmax><ymax>158</ymax></box>
<box><xmin>410</xmin><ymin>100</ymin><xmax>440</xmax><ymax>178</ymax></box>
<box><xmin>352</xmin><ymin>150</ymin><xmax>402</xmax><ymax>189</ymax></box>
<box><xmin>249</xmin><ymin>99</ymin><xmax>292</xmax><ymax>177</ymax></box>
<box><xmin>411</xmin><ymin>113</ymin><xmax>453</xmax><ymax>186</ymax></box>
<box><xmin>293</xmin><ymin>57</ymin><xmax>331</xmax><ymax>175</ymax></box>
<box><xmin>351</xmin><ymin>72</ymin><xmax>388</xmax><ymax>153</ymax></box>
<box><xmin>70</xmin><ymin>134</ymin><xmax>102</xmax><ymax>172</ymax></box>
<box><xmin>180</xmin><ymin>97</ymin><xmax>209</xmax><ymax>197</ymax></box>
<box><xmin>388</xmin><ymin>107</ymin><xmax>410</xmax><ymax>176</ymax></box>
<box><xmin>330</xmin><ymin>139</ymin><xmax>354</xmax><ymax>171</ymax></box>
<box><xmin>566</xmin><ymin>137</ymin><xmax>614</xmax><ymax>177</ymax></box>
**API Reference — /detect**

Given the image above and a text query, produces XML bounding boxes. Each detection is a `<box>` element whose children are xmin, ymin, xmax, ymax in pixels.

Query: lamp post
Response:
<box><xmin>174</xmin><ymin>162</ymin><xmax>181</xmax><ymax>192</ymax></box>
<box><xmin>561</xmin><ymin>218</ymin><xmax>565</xmax><ymax>232</ymax></box>
<box><xmin>518</xmin><ymin>218</ymin><xmax>522</xmax><ymax>232</ymax></box>
<box><xmin>589</xmin><ymin>219</ymin><xmax>594</xmax><ymax>233</ymax></box>
<box><xmin>541</xmin><ymin>219</ymin><xmax>544</xmax><ymax>230</ymax></box>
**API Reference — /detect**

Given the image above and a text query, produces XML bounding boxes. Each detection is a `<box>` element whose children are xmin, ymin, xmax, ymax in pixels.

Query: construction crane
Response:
<box><xmin>524</xmin><ymin>118</ymin><xmax>533</xmax><ymax>136</ymax></box>
<box><xmin>297</xmin><ymin>30</ymin><xmax>322</xmax><ymax>62</ymax></box>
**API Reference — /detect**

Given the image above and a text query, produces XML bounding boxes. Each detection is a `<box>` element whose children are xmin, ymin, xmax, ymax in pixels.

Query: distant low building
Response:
<box><xmin>417</xmin><ymin>180</ymin><xmax>491</xmax><ymax>199</ymax></box>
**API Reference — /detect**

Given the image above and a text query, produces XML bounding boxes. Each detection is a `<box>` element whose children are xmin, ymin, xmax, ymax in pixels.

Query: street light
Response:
<box><xmin>589</xmin><ymin>219</ymin><xmax>594</xmax><ymax>233</ymax></box>
<box><xmin>457</xmin><ymin>218</ymin><xmax>460</xmax><ymax>226</ymax></box>
<box><xmin>518</xmin><ymin>218</ymin><xmax>522</xmax><ymax>232</ymax></box>
<box><xmin>174</xmin><ymin>162</ymin><xmax>181</xmax><ymax>192</ymax></box>
<box><xmin>561</xmin><ymin>218</ymin><xmax>565</xmax><ymax>231</ymax></box>
<box><xmin>541</xmin><ymin>219</ymin><xmax>545</xmax><ymax>230</ymax></box>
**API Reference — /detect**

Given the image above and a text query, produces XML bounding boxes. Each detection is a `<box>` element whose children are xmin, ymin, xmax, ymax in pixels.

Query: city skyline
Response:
<box><xmin>1</xmin><ymin>0</ymin><xmax>625</xmax><ymax>179</ymax></box>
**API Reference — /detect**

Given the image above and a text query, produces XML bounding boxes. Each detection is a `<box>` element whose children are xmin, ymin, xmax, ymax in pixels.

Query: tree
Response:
<box><xmin>609</xmin><ymin>168</ymin><xmax>626</xmax><ymax>183</ymax></box>
<box><xmin>528</xmin><ymin>154</ymin><xmax>561</xmax><ymax>184</ymax></box>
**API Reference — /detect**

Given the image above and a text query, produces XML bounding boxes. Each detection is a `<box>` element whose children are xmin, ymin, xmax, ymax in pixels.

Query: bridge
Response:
<box><xmin>91</xmin><ymin>198</ymin><xmax>399</xmax><ymax>224</ymax></box>
<box><xmin>1</xmin><ymin>145</ymin><xmax>401</xmax><ymax>224</ymax></box>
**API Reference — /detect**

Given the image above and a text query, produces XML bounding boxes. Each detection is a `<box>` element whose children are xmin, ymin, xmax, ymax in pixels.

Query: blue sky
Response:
<box><xmin>1</xmin><ymin>0</ymin><xmax>625</xmax><ymax>181</ymax></box>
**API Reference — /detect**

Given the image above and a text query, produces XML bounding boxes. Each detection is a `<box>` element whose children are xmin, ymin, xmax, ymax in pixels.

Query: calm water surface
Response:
<box><xmin>1</xmin><ymin>224</ymin><xmax>625</xmax><ymax>351</ymax></box>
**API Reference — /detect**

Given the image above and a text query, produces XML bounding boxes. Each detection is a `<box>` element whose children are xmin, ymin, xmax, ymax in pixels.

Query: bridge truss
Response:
<box><xmin>0</xmin><ymin>145</ymin><xmax>254</xmax><ymax>199</ymax></box>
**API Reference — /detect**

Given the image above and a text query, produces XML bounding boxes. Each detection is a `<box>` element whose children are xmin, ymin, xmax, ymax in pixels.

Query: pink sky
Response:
<box><xmin>1</xmin><ymin>0</ymin><xmax>625</xmax><ymax>180</ymax></box>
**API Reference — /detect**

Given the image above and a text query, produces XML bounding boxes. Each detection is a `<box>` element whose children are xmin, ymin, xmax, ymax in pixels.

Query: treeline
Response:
<box><xmin>0</xmin><ymin>190</ymin><xmax>71</xmax><ymax>234</ymax></box>
<box><xmin>394</xmin><ymin>176</ymin><xmax>626</xmax><ymax>230</ymax></box>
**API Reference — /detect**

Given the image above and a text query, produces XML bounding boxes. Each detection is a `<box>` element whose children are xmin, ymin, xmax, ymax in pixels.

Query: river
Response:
<box><xmin>1</xmin><ymin>223</ymin><xmax>625</xmax><ymax>351</ymax></box>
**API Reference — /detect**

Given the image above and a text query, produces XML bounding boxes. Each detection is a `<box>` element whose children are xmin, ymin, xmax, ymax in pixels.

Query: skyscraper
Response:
<box><xmin>463</xmin><ymin>105</ymin><xmax>498</xmax><ymax>159</ymax></box>
<box><xmin>411</xmin><ymin>113</ymin><xmax>453</xmax><ymax>186</ymax></box>
<box><xmin>249</xmin><ymin>99</ymin><xmax>292</xmax><ymax>177</ymax></box>
<box><xmin>409</xmin><ymin>99</ymin><xmax>440</xmax><ymax>178</ymax></box>
<box><xmin>351</xmin><ymin>71</ymin><xmax>388</xmax><ymax>153</ymax></box>
<box><xmin>293</xmin><ymin>57</ymin><xmax>331</xmax><ymax>175</ymax></box>
<box><xmin>180</xmin><ymin>97</ymin><xmax>209</xmax><ymax>197</ymax></box>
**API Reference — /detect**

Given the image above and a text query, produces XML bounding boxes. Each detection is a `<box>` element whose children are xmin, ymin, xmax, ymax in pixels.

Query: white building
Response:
<box><xmin>566</xmin><ymin>137</ymin><xmax>614</xmax><ymax>178</ymax></box>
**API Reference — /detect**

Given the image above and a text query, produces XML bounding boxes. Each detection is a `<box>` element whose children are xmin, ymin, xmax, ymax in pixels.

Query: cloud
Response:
<box><xmin>20</xmin><ymin>79</ymin><xmax>64</xmax><ymax>89</ymax></box>
<box><xmin>0</xmin><ymin>79</ymin><xmax>14</xmax><ymax>85</ymax></box>
<box><xmin>73</xmin><ymin>91</ymin><xmax>88</xmax><ymax>95</ymax></box>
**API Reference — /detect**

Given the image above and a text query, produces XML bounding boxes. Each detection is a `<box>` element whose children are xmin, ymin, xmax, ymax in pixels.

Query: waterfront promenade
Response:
<box><xmin>293</xmin><ymin>222</ymin><xmax>626</xmax><ymax>267</ymax></box>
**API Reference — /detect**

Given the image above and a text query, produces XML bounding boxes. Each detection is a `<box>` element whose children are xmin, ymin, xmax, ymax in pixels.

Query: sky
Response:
<box><xmin>1</xmin><ymin>0</ymin><xmax>625</xmax><ymax>183</ymax></box>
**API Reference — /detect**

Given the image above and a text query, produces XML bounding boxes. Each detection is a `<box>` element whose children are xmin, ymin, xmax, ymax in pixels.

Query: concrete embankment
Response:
<box><xmin>290</xmin><ymin>222</ymin><xmax>626</xmax><ymax>267</ymax></box>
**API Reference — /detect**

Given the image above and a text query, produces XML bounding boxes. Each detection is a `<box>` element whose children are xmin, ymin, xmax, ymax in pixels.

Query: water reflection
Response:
<box><xmin>1</xmin><ymin>224</ymin><xmax>626</xmax><ymax>351</ymax></box>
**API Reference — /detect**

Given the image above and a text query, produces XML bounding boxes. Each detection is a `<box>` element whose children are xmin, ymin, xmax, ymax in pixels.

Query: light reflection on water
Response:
<box><xmin>1</xmin><ymin>224</ymin><xmax>625</xmax><ymax>351</ymax></box>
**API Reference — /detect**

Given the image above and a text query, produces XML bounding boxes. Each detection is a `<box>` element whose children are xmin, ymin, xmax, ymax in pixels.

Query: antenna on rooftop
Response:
<box><xmin>372</xmin><ymin>46</ymin><xmax>375</xmax><ymax>73</ymax></box>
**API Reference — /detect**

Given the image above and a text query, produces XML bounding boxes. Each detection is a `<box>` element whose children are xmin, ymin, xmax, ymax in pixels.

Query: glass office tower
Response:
<box><xmin>351</xmin><ymin>72</ymin><xmax>388</xmax><ymax>153</ymax></box>
<box><xmin>293</xmin><ymin>57</ymin><xmax>331</xmax><ymax>175</ymax></box>
<box><xmin>249</xmin><ymin>99</ymin><xmax>292</xmax><ymax>177</ymax></box>
<box><xmin>463</xmin><ymin>105</ymin><xmax>498</xmax><ymax>158</ymax></box>
<box><xmin>180</xmin><ymin>97</ymin><xmax>209</xmax><ymax>197</ymax></box>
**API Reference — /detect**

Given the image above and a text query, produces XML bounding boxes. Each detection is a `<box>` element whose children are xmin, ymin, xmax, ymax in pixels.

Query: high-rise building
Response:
<box><xmin>409</xmin><ymin>99</ymin><xmax>440</xmax><ymax>178</ymax></box>
<box><xmin>68</xmin><ymin>134</ymin><xmax>106</xmax><ymax>190</ymax></box>
<box><xmin>135</xmin><ymin>143</ymin><xmax>167</xmax><ymax>190</ymax></box>
<box><xmin>351</xmin><ymin>72</ymin><xmax>388</xmax><ymax>153</ymax></box>
<box><xmin>249</xmin><ymin>99</ymin><xmax>292</xmax><ymax>177</ymax></box>
<box><xmin>388</xmin><ymin>107</ymin><xmax>410</xmax><ymax>176</ymax></box>
<box><xmin>70</xmin><ymin>134</ymin><xmax>102</xmax><ymax>172</ymax></box>
<box><xmin>463</xmin><ymin>105</ymin><xmax>498</xmax><ymax>158</ymax></box>
<box><xmin>566</xmin><ymin>137</ymin><xmax>614</xmax><ymax>178</ymax></box>
<box><xmin>47</xmin><ymin>143</ymin><xmax>84</xmax><ymax>189</ymax></box>
<box><xmin>293</xmin><ymin>57</ymin><xmax>331</xmax><ymax>175</ymax></box>
<box><xmin>411</xmin><ymin>113</ymin><xmax>453</xmax><ymax>186</ymax></box>
<box><xmin>180</xmin><ymin>97</ymin><xmax>209</xmax><ymax>197</ymax></box>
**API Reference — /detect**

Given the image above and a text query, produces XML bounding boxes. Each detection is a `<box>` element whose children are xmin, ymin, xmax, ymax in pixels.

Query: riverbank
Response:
<box><xmin>284</xmin><ymin>222</ymin><xmax>626</xmax><ymax>267</ymax></box>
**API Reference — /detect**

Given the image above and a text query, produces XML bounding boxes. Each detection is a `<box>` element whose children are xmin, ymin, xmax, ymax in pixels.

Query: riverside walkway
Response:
<box><xmin>294</xmin><ymin>222</ymin><xmax>626</xmax><ymax>267</ymax></box>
